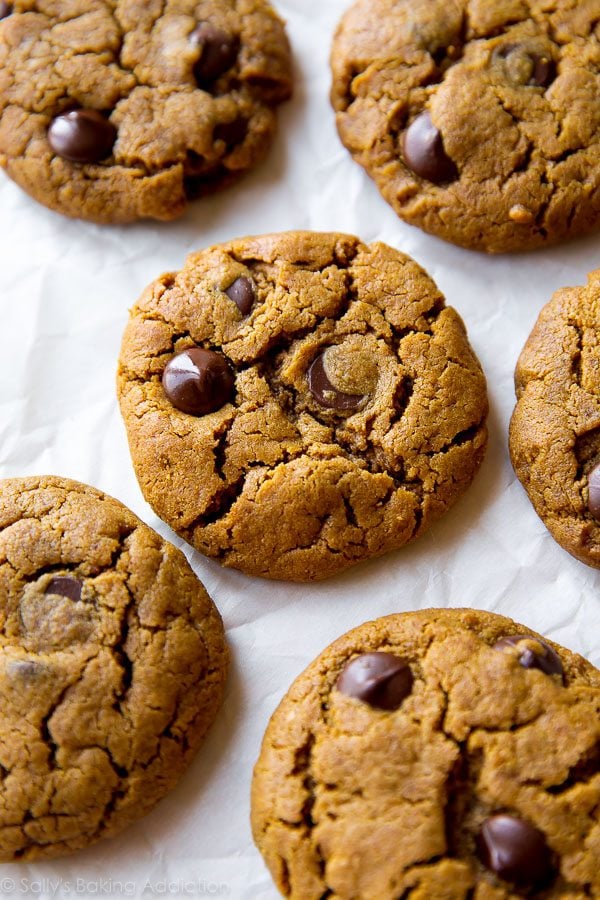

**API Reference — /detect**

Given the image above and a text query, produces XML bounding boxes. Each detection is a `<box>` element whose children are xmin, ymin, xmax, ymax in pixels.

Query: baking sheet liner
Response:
<box><xmin>1</xmin><ymin>1</ymin><xmax>599</xmax><ymax>896</ymax></box>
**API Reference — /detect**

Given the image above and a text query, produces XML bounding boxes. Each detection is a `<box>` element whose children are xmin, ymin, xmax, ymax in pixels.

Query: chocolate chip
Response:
<box><xmin>47</xmin><ymin>108</ymin><xmax>116</xmax><ymax>164</ymax></box>
<box><xmin>531</xmin><ymin>55</ymin><xmax>556</xmax><ymax>88</ymax></box>
<box><xmin>496</xmin><ymin>43</ymin><xmax>518</xmax><ymax>59</ymax></box>
<box><xmin>214</xmin><ymin>118</ymin><xmax>248</xmax><ymax>147</ymax></box>
<box><xmin>162</xmin><ymin>348</ymin><xmax>234</xmax><ymax>415</ymax></box>
<box><xmin>403</xmin><ymin>111</ymin><xmax>458</xmax><ymax>183</ymax></box>
<box><xmin>225</xmin><ymin>276</ymin><xmax>255</xmax><ymax>315</ymax></box>
<box><xmin>308</xmin><ymin>352</ymin><xmax>364</xmax><ymax>411</ymax></box>
<box><xmin>496</xmin><ymin>45</ymin><xmax>556</xmax><ymax>88</ymax></box>
<box><xmin>0</xmin><ymin>2</ymin><xmax>13</xmax><ymax>19</ymax></box>
<box><xmin>336</xmin><ymin>652</ymin><xmax>414</xmax><ymax>710</ymax></box>
<box><xmin>44</xmin><ymin>575</ymin><xmax>82</xmax><ymax>602</ymax></box>
<box><xmin>588</xmin><ymin>463</ymin><xmax>600</xmax><ymax>518</ymax></box>
<box><xmin>493</xmin><ymin>634</ymin><xmax>563</xmax><ymax>678</ymax></box>
<box><xmin>477</xmin><ymin>815</ymin><xmax>555</xmax><ymax>887</ymax></box>
<box><xmin>190</xmin><ymin>23</ymin><xmax>239</xmax><ymax>85</ymax></box>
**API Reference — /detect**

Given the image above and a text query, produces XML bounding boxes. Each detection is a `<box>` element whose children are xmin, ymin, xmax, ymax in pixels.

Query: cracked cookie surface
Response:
<box><xmin>510</xmin><ymin>269</ymin><xmax>600</xmax><ymax>569</ymax></box>
<box><xmin>251</xmin><ymin>608</ymin><xmax>600</xmax><ymax>899</ymax></box>
<box><xmin>0</xmin><ymin>0</ymin><xmax>291</xmax><ymax>223</ymax></box>
<box><xmin>117</xmin><ymin>231</ymin><xmax>488</xmax><ymax>582</ymax></box>
<box><xmin>0</xmin><ymin>475</ymin><xmax>228</xmax><ymax>861</ymax></box>
<box><xmin>331</xmin><ymin>0</ymin><xmax>600</xmax><ymax>253</ymax></box>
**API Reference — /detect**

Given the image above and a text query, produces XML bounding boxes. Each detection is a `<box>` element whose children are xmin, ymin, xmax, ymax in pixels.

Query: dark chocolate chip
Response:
<box><xmin>308</xmin><ymin>352</ymin><xmax>364</xmax><ymax>411</ymax></box>
<box><xmin>336</xmin><ymin>652</ymin><xmax>414</xmax><ymax>710</ymax></box>
<box><xmin>493</xmin><ymin>634</ymin><xmax>563</xmax><ymax>678</ymax></box>
<box><xmin>47</xmin><ymin>108</ymin><xmax>116</xmax><ymax>164</ymax></box>
<box><xmin>588</xmin><ymin>463</ymin><xmax>600</xmax><ymax>519</ymax></box>
<box><xmin>190</xmin><ymin>23</ymin><xmax>239</xmax><ymax>85</ymax></box>
<box><xmin>0</xmin><ymin>2</ymin><xmax>12</xmax><ymax>19</ymax></box>
<box><xmin>477</xmin><ymin>815</ymin><xmax>555</xmax><ymax>887</ymax></box>
<box><xmin>403</xmin><ymin>111</ymin><xmax>458</xmax><ymax>184</ymax></box>
<box><xmin>225</xmin><ymin>276</ymin><xmax>255</xmax><ymax>315</ymax></box>
<box><xmin>162</xmin><ymin>348</ymin><xmax>234</xmax><ymax>416</ymax></box>
<box><xmin>531</xmin><ymin>55</ymin><xmax>556</xmax><ymax>88</ymax></box>
<box><xmin>44</xmin><ymin>575</ymin><xmax>82</xmax><ymax>602</ymax></box>
<box><xmin>214</xmin><ymin>117</ymin><xmax>248</xmax><ymax>147</ymax></box>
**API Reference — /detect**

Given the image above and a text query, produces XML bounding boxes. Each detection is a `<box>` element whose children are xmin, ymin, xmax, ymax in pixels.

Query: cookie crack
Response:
<box><xmin>429</xmin><ymin>421</ymin><xmax>486</xmax><ymax>458</ymax></box>
<box><xmin>135</xmin><ymin>699</ymin><xmax>190</xmax><ymax>774</ymax></box>
<box><xmin>185</xmin><ymin>460</ymin><xmax>272</xmax><ymax>533</ymax></box>
<box><xmin>90</xmin><ymin>780</ymin><xmax>127</xmax><ymax>844</ymax></box>
<box><xmin>546</xmin><ymin>741</ymin><xmax>600</xmax><ymax>796</ymax></box>
<box><xmin>388</xmin><ymin>375</ymin><xmax>415</xmax><ymax>427</ymax></box>
<box><xmin>291</xmin><ymin>734</ymin><xmax>329</xmax><ymax>886</ymax></box>
<box><xmin>568</xmin><ymin>318</ymin><xmax>584</xmax><ymax>387</ymax></box>
<box><xmin>110</xmin><ymin>579</ymin><xmax>136</xmax><ymax>711</ymax></box>
<box><xmin>38</xmin><ymin>652</ymin><xmax>101</xmax><ymax>775</ymax></box>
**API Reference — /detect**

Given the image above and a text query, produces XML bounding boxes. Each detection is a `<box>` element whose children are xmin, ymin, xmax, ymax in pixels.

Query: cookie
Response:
<box><xmin>117</xmin><ymin>231</ymin><xmax>488</xmax><ymax>582</ymax></box>
<box><xmin>0</xmin><ymin>1</ymin><xmax>291</xmax><ymax>224</ymax></box>
<box><xmin>509</xmin><ymin>269</ymin><xmax>600</xmax><ymax>569</ymax></box>
<box><xmin>331</xmin><ymin>1</ymin><xmax>600</xmax><ymax>253</ymax></box>
<box><xmin>251</xmin><ymin>608</ymin><xmax>600</xmax><ymax>899</ymax></box>
<box><xmin>0</xmin><ymin>475</ymin><xmax>228</xmax><ymax>861</ymax></box>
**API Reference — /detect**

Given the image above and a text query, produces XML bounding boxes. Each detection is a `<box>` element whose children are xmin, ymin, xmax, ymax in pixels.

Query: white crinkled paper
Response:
<box><xmin>1</xmin><ymin>1</ymin><xmax>600</xmax><ymax>897</ymax></box>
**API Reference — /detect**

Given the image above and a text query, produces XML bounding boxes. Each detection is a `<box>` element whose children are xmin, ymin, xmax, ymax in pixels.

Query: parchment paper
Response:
<box><xmin>1</xmin><ymin>1</ymin><xmax>599</xmax><ymax>897</ymax></box>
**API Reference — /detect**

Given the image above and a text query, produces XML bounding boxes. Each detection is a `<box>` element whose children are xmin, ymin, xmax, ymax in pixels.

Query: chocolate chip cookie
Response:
<box><xmin>510</xmin><ymin>269</ymin><xmax>600</xmax><ymax>569</ymax></box>
<box><xmin>0</xmin><ymin>475</ymin><xmax>228</xmax><ymax>861</ymax></box>
<box><xmin>117</xmin><ymin>231</ymin><xmax>488</xmax><ymax>582</ymax></box>
<box><xmin>251</xmin><ymin>608</ymin><xmax>600</xmax><ymax>898</ymax></box>
<box><xmin>331</xmin><ymin>1</ymin><xmax>600</xmax><ymax>253</ymax></box>
<box><xmin>0</xmin><ymin>1</ymin><xmax>291</xmax><ymax>224</ymax></box>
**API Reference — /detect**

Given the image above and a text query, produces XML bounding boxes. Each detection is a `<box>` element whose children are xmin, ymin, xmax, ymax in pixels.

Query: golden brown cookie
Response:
<box><xmin>510</xmin><ymin>269</ymin><xmax>600</xmax><ymax>569</ymax></box>
<box><xmin>0</xmin><ymin>475</ymin><xmax>228</xmax><ymax>861</ymax></box>
<box><xmin>117</xmin><ymin>231</ymin><xmax>488</xmax><ymax>582</ymax></box>
<box><xmin>251</xmin><ymin>608</ymin><xmax>600</xmax><ymax>899</ymax></box>
<box><xmin>331</xmin><ymin>0</ymin><xmax>600</xmax><ymax>253</ymax></box>
<box><xmin>0</xmin><ymin>1</ymin><xmax>292</xmax><ymax>223</ymax></box>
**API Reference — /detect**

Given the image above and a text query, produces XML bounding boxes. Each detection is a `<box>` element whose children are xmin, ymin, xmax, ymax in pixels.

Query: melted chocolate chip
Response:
<box><xmin>162</xmin><ymin>348</ymin><xmax>235</xmax><ymax>415</ymax></box>
<box><xmin>0</xmin><ymin>2</ymin><xmax>12</xmax><ymax>19</ymax></box>
<box><xmin>403</xmin><ymin>111</ymin><xmax>458</xmax><ymax>184</ymax></box>
<box><xmin>496</xmin><ymin>45</ymin><xmax>556</xmax><ymax>88</ymax></box>
<box><xmin>477</xmin><ymin>815</ymin><xmax>555</xmax><ymax>887</ymax></box>
<box><xmin>48</xmin><ymin>108</ymin><xmax>116</xmax><ymax>163</ymax></box>
<box><xmin>336</xmin><ymin>652</ymin><xmax>414</xmax><ymax>710</ymax></box>
<box><xmin>225</xmin><ymin>276</ymin><xmax>255</xmax><ymax>315</ymax></box>
<box><xmin>44</xmin><ymin>575</ymin><xmax>82</xmax><ymax>602</ymax></box>
<box><xmin>6</xmin><ymin>659</ymin><xmax>44</xmax><ymax>680</ymax></box>
<box><xmin>493</xmin><ymin>634</ymin><xmax>563</xmax><ymax>678</ymax></box>
<box><xmin>214</xmin><ymin>118</ymin><xmax>248</xmax><ymax>147</ymax></box>
<box><xmin>190</xmin><ymin>23</ymin><xmax>239</xmax><ymax>85</ymax></box>
<box><xmin>308</xmin><ymin>352</ymin><xmax>364</xmax><ymax>411</ymax></box>
<box><xmin>588</xmin><ymin>463</ymin><xmax>600</xmax><ymax>519</ymax></box>
<box><xmin>496</xmin><ymin>43</ymin><xmax>517</xmax><ymax>59</ymax></box>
